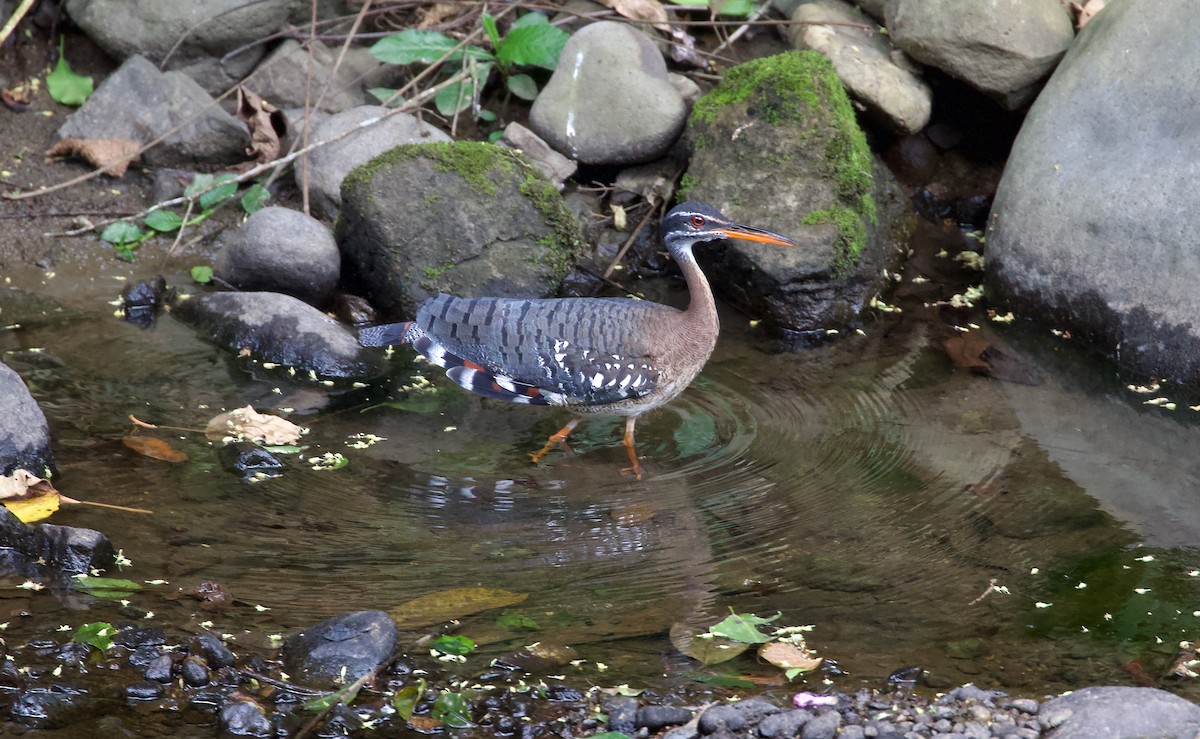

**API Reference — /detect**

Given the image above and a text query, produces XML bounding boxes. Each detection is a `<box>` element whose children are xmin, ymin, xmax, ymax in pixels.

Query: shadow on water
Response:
<box><xmin>4</xmin><ymin>247</ymin><xmax>1200</xmax><ymax>715</ymax></box>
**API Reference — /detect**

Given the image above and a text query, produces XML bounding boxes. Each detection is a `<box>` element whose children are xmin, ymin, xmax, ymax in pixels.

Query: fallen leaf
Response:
<box><xmin>942</xmin><ymin>332</ymin><xmax>990</xmax><ymax>372</ymax></box>
<box><xmin>236</xmin><ymin>86</ymin><xmax>286</xmax><ymax>164</ymax></box>
<box><xmin>45</xmin><ymin>138</ymin><xmax>140</xmax><ymax>177</ymax></box>
<box><xmin>595</xmin><ymin>0</ymin><xmax>669</xmax><ymax>31</ymax></box>
<box><xmin>180</xmin><ymin>580</ymin><xmax>231</xmax><ymax>612</ymax></box>
<box><xmin>2</xmin><ymin>84</ymin><xmax>32</xmax><ymax>111</ymax></box>
<box><xmin>407</xmin><ymin>716</ymin><xmax>443</xmax><ymax>732</ymax></box>
<box><xmin>670</xmin><ymin>622</ymin><xmax>749</xmax><ymax>665</ymax></box>
<box><xmin>123</xmin><ymin>435</ymin><xmax>189</xmax><ymax>463</ymax></box>
<box><xmin>4</xmin><ymin>492</ymin><xmax>60</xmax><ymax>523</ymax></box>
<box><xmin>419</xmin><ymin>2</ymin><xmax>462</xmax><ymax>29</ymax></box>
<box><xmin>0</xmin><ymin>469</ymin><xmax>56</xmax><ymax>500</ymax></box>
<box><xmin>389</xmin><ymin>587</ymin><xmax>528</xmax><ymax>627</ymax></box>
<box><xmin>206</xmin><ymin>406</ymin><xmax>304</xmax><ymax>445</ymax></box>
<box><xmin>758</xmin><ymin>641</ymin><xmax>822</xmax><ymax>672</ymax></box>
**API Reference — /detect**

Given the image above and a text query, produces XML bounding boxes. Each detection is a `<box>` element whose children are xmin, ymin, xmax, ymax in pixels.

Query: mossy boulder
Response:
<box><xmin>682</xmin><ymin>51</ymin><xmax>910</xmax><ymax>334</ymax></box>
<box><xmin>336</xmin><ymin>142</ymin><xmax>583</xmax><ymax>319</ymax></box>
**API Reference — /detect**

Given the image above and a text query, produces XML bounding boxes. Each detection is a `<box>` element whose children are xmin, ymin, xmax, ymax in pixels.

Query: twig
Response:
<box><xmin>602</xmin><ymin>201</ymin><xmax>662</xmax><ymax>280</ymax></box>
<box><xmin>167</xmin><ymin>198</ymin><xmax>195</xmax><ymax>256</ymax></box>
<box><xmin>59</xmin><ymin>495</ymin><xmax>153</xmax><ymax>515</ymax></box>
<box><xmin>0</xmin><ymin>0</ymin><xmax>36</xmax><ymax>47</ymax></box>
<box><xmin>709</xmin><ymin>2</ymin><xmax>770</xmax><ymax>57</ymax></box>
<box><xmin>294</xmin><ymin>644</ymin><xmax>409</xmax><ymax>739</ymax></box>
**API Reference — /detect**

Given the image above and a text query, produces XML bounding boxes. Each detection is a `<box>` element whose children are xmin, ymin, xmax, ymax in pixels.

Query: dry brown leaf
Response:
<box><xmin>595</xmin><ymin>0</ymin><xmax>669</xmax><ymax>31</ymax></box>
<box><xmin>758</xmin><ymin>641</ymin><xmax>823</xmax><ymax>672</ymax></box>
<box><xmin>1071</xmin><ymin>0</ymin><xmax>1105</xmax><ymax>28</ymax></box>
<box><xmin>2</xmin><ymin>84</ymin><xmax>32</xmax><ymax>111</ymax></box>
<box><xmin>0</xmin><ymin>469</ymin><xmax>56</xmax><ymax>501</ymax></box>
<box><xmin>123</xmin><ymin>435</ymin><xmax>189</xmax><ymax>463</ymax></box>
<box><xmin>407</xmin><ymin>716</ymin><xmax>443</xmax><ymax>732</ymax></box>
<box><xmin>46</xmin><ymin>138</ymin><xmax>140</xmax><ymax>177</ymax></box>
<box><xmin>418</xmin><ymin>2</ymin><xmax>462</xmax><ymax>29</ymax></box>
<box><xmin>942</xmin><ymin>332</ymin><xmax>990</xmax><ymax>373</ymax></box>
<box><xmin>236</xmin><ymin>86</ymin><xmax>285</xmax><ymax>164</ymax></box>
<box><xmin>205</xmin><ymin>405</ymin><xmax>304</xmax><ymax>445</ymax></box>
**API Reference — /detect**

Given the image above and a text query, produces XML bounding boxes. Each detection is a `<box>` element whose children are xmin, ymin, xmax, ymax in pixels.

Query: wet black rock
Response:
<box><xmin>180</xmin><ymin>655</ymin><xmax>210</xmax><ymax>687</ymax></box>
<box><xmin>113</xmin><ymin>626</ymin><xmax>167</xmax><ymax>649</ymax></box>
<box><xmin>172</xmin><ymin>291</ymin><xmax>382</xmax><ymax>380</ymax></box>
<box><xmin>121</xmin><ymin>276</ymin><xmax>174</xmax><ymax>328</ymax></box>
<box><xmin>144</xmin><ymin>654</ymin><xmax>173</xmax><ymax>682</ymax></box>
<box><xmin>545</xmin><ymin>684</ymin><xmax>584</xmax><ymax>702</ymax></box>
<box><xmin>1039</xmin><ymin>686</ymin><xmax>1200</xmax><ymax>738</ymax></box>
<box><xmin>128</xmin><ymin>645</ymin><xmax>164</xmax><ymax>671</ymax></box>
<box><xmin>282</xmin><ymin>610</ymin><xmax>399</xmax><ymax>688</ymax></box>
<box><xmin>638</xmin><ymin>705</ymin><xmax>693</xmax><ymax>732</ymax></box>
<box><xmin>125</xmin><ymin>681</ymin><xmax>164</xmax><ymax>701</ymax></box>
<box><xmin>10</xmin><ymin>688</ymin><xmax>88</xmax><ymax>729</ymax></box>
<box><xmin>213</xmin><ymin>207</ymin><xmax>341</xmax><ymax>307</ymax></box>
<box><xmin>219</xmin><ymin>699</ymin><xmax>272</xmax><ymax>737</ymax></box>
<box><xmin>757</xmin><ymin>709</ymin><xmax>811</xmax><ymax>737</ymax></box>
<box><xmin>34</xmin><ymin>521</ymin><xmax>116</xmax><ymax>574</ymax></box>
<box><xmin>0</xmin><ymin>361</ymin><xmax>54</xmax><ymax>477</ymax></box>
<box><xmin>218</xmin><ymin>442</ymin><xmax>284</xmax><ymax>481</ymax></box>
<box><xmin>699</xmin><ymin>704</ymin><xmax>747</xmax><ymax>734</ymax></box>
<box><xmin>603</xmin><ymin>695</ymin><xmax>639</xmax><ymax>734</ymax></box>
<box><xmin>191</xmin><ymin>633</ymin><xmax>236</xmax><ymax>669</ymax></box>
<box><xmin>799</xmin><ymin>710</ymin><xmax>840</xmax><ymax>739</ymax></box>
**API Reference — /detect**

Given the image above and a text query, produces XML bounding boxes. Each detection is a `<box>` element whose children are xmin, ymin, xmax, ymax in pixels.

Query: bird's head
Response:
<box><xmin>661</xmin><ymin>201</ymin><xmax>797</xmax><ymax>253</ymax></box>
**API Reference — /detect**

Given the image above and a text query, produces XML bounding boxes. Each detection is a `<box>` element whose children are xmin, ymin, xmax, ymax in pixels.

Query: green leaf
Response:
<box><xmin>478</xmin><ymin>108</ymin><xmax>498</xmax><ymax>122</ymax></box>
<box><xmin>432</xmin><ymin>692</ymin><xmax>473</xmax><ymax>728</ymax></box>
<box><xmin>73</xmin><ymin>622</ymin><xmax>116</xmax><ymax>652</ymax></box>
<box><xmin>434</xmin><ymin>61</ymin><xmax>494</xmax><ymax>117</ymax></box>
<box><xmin>389</xmin><ymin>586</ymin><xmax>527</xmax><ymax>628</ymax></box>
<box><xmin>512</xmin><ymin>12</ymin><xmax>551</xmax><ymax>28</ymax></box>
<box><xmin>191</xmin><ymin>265</ymin><xmax>214</xmax><ymax>284</ymax></box>
<box><xmin>199</xmin><ymin>174</ymin><xmax>238</xmax><ymax>210</ymax></box>
<box><xmin>496</xmin><ymin>24</ymin><xmax>569</xmax><ymax>70</ymax></box>
<box><xmin>46</xmin><ymin>38</ymin><xmax>93</xmax><ymax>106</ymax></box>
<box><xmin>487</xmin><ymin>130</ymin><xmax>505</xmax><ymax>144</ymax></box>
<box><xmin>143</xmin><ymin>209</ymin><xmax>184</xmax><ymax>233</ymax></box>
<box><xmin>183</xmin><ymin>174</ymin><xmax>214</xmax><ymax>199</ymax></box>
<box><xmin>367</xmin><ymin>87</ymin><xmax>405</xmax><ymax>106</ymax></box>
<box><xmin>370</xmin><ymin>30</ymin><xmax>494</xmax><ymax>65</ymax></box>
<box><xmin>100</xmin><ymin>221</ymin><xmax>143</xmax><ymax>247</ymax></box>
<box><xmin>240</xmin><ymin>183</ymin><xmax>270</xmax><ymax>214</ymax></box>
<box><xmin>688</xmin><ymin>673</ymin><xmax>757</xmax><ymax>689</ymax></box>
<box><xmin>669</xmin><ymin>622</ymin><xmax>749</xmax><ymax>665</ymax></box>
<box><xmin>506</xmin><ymin>73</ymin><xmax>538</xmax><ymax>101</ymax></box>
<box><xmin>707</xmin><ymin>612</ymin><xmax>780</xmax><ymax>644</ymax></box>
<box><xmin>431</xmin><ymin>634</ymin><xmax>476</xmax><ymax>656</ymax></box>
<box><xmin>304</xmin><ymin>682</ymin><xmax>361</xmax><ymax>712</ymax></box>
<box><xmin>711</xmin><ymin>0</ymin><xmax>754</xmax><ymax>15</ymax></box>
<box><xmin>393</xmin><ymin>679</ymin><xmax>426</xmax><ymax>721</ymax></box>
<box><xmin>482</xmin><ymin>13</ymin><xmax>502</xmax><ymax>51</ymax></box>
<box><xmin>73</xmin><ymin>577</ymin><xmax>141</xmax><ymax>596</ymax></box>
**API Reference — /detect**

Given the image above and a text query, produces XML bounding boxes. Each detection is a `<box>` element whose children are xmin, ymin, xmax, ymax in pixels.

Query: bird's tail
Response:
<box><xmin>358</xmin><ymin>321</ymin><xmax>414</xmax><ymax>347</ymax></box>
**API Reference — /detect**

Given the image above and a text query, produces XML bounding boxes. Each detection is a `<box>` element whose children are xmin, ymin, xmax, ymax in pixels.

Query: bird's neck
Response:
<box><xmin>676</xmin><ymin>247</ymin><xmax>720</xmax><ymax>345</ymax></box>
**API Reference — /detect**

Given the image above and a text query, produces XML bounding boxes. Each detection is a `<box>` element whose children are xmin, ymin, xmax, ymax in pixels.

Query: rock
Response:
<box><xmin>65</xmin><ymin>0</ymin><xmax>292</xmax><ymax>93</ymax></box>
<box><xmin>800</xmin><ymin>710</ymin><xmax>841</xmax><ymax>739</ymax></box>
<box><xmin>145</xmin><ymin>654</ymin><xmax>173</xmax><ymax>682</ymax></box>
<box><xmin>682</xmin><ymin>51</ymin><xmax>909</xmax><ymax>333</ymax></box>
<box><xmin>336</xmin><ymin>142</ymin><xmax>582</xmax><ymax>319</ymax></box>
<box><xmin>121</xmin><ymin>276</ymin><xmax>175</xmax><ymax>329</ymax></box>
<box><xmin>219</xmin><ymin>699</ymin><xmax>272</xmax><ymax>737</ymax></box>
<box><xmin>699</xmin><ymin>704</ymin><xmax>746</xmax><ymax>733</ymax></box>
<box><xmin>34</xmin><ymin>522</ymin><xmax>116</xmax><ymax>574</ymax></box>
<box><xmin>302</xmin><ymin>105</ymin><xmax>451</xmax><ymax>219</ymax></box>
<box><xmin>758</xmin><ymin>709</ymin><xmax>812</xmax><ymax>737</ymax></box>
<box><xmin>790</xmin><ymin>0</ymin><xmax>931</xmax><ymax>134</ymax></box>
<box><xmin>0</xmin><ymin>362</ymin><xmax>53</xmax><ymax>476</ymax></box>
<box><xmin>113</xmin><ymin>627</ymin><xmax>166</xmax><ymax>650</ymax></box>
<box><xmin>1009</xmin><ymin>698</ymin><xmax>1039</xmax><ymax>715</ymax></box>
<box><xmin>529</xmin><ymin>21</ymin><xmax>687</xmax><ymax>165</ymax></box>
<box><xmin>243</xmin><ymin>39</ymin><xmax>389</xmax><ymax>113</ymax></box>
<box><xmin>214</xmin><ymin>207</ymin><xmax>341</xmax><ymax>306</ymax></box>
<box><xmin>498</xmin><ymin>122</ymin><xmax>577</xmax><ymax>188</ymax></box>
<box><xmin>10</xmin><ymin>688</ymin><xmax>89</xmax><ymax>729</ymax></box>
<box><xmin>605</xmin><ymin>695</ymin><xmax>639</xmax><ymax>734</ymax></box>
<box><xmin>57</xmin><ymin>56</ymin><xmax>250</xmax><ymax>167</ymax></box>
<box><xmin>885</xmin><ymin>0</ymin><xmax>1074</xmax><ymax>109</ymax></box>
<box><xmin>637</xmin><ymin>706</ymin><xmax>694</xmax><ymax>732</ymax></box>
<box><xmin>125</xmin><ymin>682</ymin><xmax>163</xmax><ymax>701</ymax></box>
<box><xmin>1039</xmin><ymin>686</ymin><xmax>1200</xmax><ymax>738</ymax></box>
<box><xmin>282</xmin><ymin>610</ymin><xmax>399</xmax><ymax>688</ymax></box>
<box><xmin>180</xmin><ymin>656</ymin><xmax>211</xmax><ymax>687</ymax></box>
<box><xmin>172</xmin><ymin>291</ymin><xmax>381</xmax><ymax>380</ymax></box>
<box><xmin>987</xmin><ymin>0</ymin><xmax>1200</xmax><ymax>383</ymax></box>
<box><xmin>217</xmin><ymin>442</ymin><xmax>285</xmax><ymax>480</ymax></box>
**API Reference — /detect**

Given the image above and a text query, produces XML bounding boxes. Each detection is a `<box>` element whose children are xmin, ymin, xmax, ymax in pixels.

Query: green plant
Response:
<box><xmin>369</xmin><ymin>12</ymin><xmax>568</xmax><ymax>118</ymax></box>
<box><xmin>100</xmin><ymin>176</ymin><xmax>269</xmax><ymax>260</ymax></box>
<box><xmin>46</xmin><ymin>37</ymin><xmax>93</xmax><ymax>106</ymax></box>
<box><xmin>72</xmin><ymin>622</ymin><xmax>116</xmax><ymax>652</ymax></box>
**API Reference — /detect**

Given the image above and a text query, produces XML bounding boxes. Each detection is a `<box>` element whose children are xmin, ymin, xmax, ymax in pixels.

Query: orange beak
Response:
<box><xmin>717</xmin><ymin>225</ymin><xmax>797</xmax><ymax>247</ymax></box>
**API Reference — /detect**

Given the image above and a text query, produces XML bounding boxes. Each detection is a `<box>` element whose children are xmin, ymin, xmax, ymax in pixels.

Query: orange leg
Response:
<box><xmin>619</xmin><ymin>416</ymin><xmax>644</xmax><ymax>481</ymax></box>
<box><xmin>529</xmin><ymin>418</ymin><xmax>581</xmax><ymax>464</ymax></box>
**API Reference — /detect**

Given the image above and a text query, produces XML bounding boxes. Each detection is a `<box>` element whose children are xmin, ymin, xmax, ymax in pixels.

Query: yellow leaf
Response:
<box><xmin>389</xmin><ymin>587</ymin><xmax>528</xmax><ymax>627</ymax></box>
<box><xmin>4</xmin><ymin>491</ymin><xmax>60</xmax><ymax>523</ymax></box>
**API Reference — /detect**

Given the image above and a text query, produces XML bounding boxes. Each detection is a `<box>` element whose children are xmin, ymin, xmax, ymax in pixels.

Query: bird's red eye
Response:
<box><xmin>690</xmin><ymin>215</ymin><xmax>705</xmax><ymax>228</ymax></box>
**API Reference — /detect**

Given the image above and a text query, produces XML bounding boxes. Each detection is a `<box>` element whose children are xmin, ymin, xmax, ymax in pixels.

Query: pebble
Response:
<box><xmin>757</xmin><ymin>709</ymin><xmax>811</xmax><ymax>737</ymax></box>
<box><xmin>1008</xmin><ymin>698</ymin><xmax>1039</xmax><ymax>715</ymax></box>
<box><xmin>800</xmin><ymin>710</ymin><xmax>840</xmax><ymax>739</ymax></box>
<box><xmin>144</xmin><ymin>654</ymin><xmax>173</xmax><ymax>682</ymax></box>
<box><xmin>180</xmin><ymin>656</ymin><xmax>210</xmax><ymax>687</ymax></box>
<box><xmin>699</xmin><ymin>704</ymin><xmax>746</xmax><ymax>733</ymax></box>
<box><xmin>605</xmin><ymin>695</ymin><xmax>639</xmax><ymax>734</ymax></box>
<box><xmin>637</xmin><ymin>705</ymin><xmax>693</xmax><ymax>731</ymax></box>
<box><xmin>125</xmin><ymin>681</ymin><xmax>163</xmax><ymax>701</ymax></box>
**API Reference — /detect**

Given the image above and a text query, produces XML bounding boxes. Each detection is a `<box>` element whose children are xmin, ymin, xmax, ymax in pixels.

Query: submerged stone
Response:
<box><xmin>282</xmin><ymin>610</ymin><xmax>399</xmax><ymax>688</ymax></box>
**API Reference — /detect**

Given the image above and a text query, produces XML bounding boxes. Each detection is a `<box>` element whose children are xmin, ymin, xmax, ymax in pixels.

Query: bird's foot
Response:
<box><xmin>619</xmin><ymin>462</ymin><xmax>644</xmax><ymax>481</ymax></box>
<box><xmin>529</xmin><ymin>425</ymin><xmax>576</xmax><ymax>465</ymax></box>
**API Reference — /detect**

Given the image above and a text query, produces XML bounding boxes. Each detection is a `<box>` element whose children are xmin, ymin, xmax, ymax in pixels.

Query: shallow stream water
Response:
<box><xmin>3</xmin><ymin>219</ymin><xmax>1200</xmax><ymax>730</ymax></box>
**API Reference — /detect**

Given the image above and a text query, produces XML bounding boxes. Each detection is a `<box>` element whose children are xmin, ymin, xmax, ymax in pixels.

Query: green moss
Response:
<box><xmin>690</xmin><ymin>51</ymin><xmax>827</xmax><ymax>127</ymax></box>
<box><xmin>677</xmin><ymin>172</ymin><xmax>700</xmax><ymax>200</ymax></box>
<box><xmin>801</xmin><ymin>207</ymin><xmax>866</xmax><ymax>277</ymax></box>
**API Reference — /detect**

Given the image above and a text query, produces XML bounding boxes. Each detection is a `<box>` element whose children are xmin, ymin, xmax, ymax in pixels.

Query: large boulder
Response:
<box><xmin>57</xmin><ymin>56</ymin><xmax>250</xmax><ymax>167</ymax></box>
<box><xmin>336</xmin><ymin>142</ymin><xmax>583</xmax><ymax>319</ymax></box>
<box><xmin>1040</xmin><ymin>686</ymin><xmax>1200</xmax><ymax>738</ymax></box>
<box><xmin>529</xmin><ymin>21</ymin><xmax>687</xmax><ymax>165</ymax></box>
<box><xmin>0</xmin><ymin>363</ymin><xmax>53</xmax><ymax>477</ymax></box>
<box><xmin>885</xmin><ymin>0</ymin><xmax>1074</xmax><ymax>109</ymax></box>
<box><xmin>986</xmin><ymin>0</ymin><xmax>1200</xmax><ymax>383</ymax></box>
<box><xmin>66</xmin><ymin>0</ymin><xmax>293</xmax><ymax>93</ymax></box>
<box><xmin>681</xmin><ymin>51</ymin><xmax>909</xmax><ymax>334</ymax></box>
